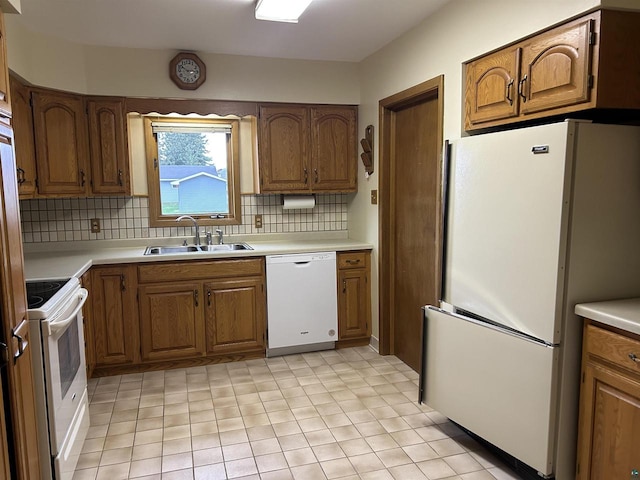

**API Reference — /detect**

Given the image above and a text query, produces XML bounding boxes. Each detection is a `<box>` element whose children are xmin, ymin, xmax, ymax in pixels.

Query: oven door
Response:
<box><xmin>41</xmin><ymin>287</ymin><xmax>89</xmax><ymax>455</ymax></box>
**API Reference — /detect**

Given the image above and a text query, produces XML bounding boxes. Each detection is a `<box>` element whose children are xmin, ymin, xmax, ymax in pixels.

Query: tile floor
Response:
<box><xmin>73</xmin><ymin>346</ymin><xmax>522</xmax><ymax>480</ymax></box>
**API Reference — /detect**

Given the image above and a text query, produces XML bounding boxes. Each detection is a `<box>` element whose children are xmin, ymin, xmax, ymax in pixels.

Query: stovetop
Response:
<box><xmin>26</xmin><ymin>279</ymin><xmax>71</xmax><ymax>310</ymax></box>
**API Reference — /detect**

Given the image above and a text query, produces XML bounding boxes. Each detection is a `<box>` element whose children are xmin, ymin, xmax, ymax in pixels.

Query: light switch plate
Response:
<box><xmin>90</xmin><ymin>218</ymin><xmax>101</xmax><ymax>233</ymax></box>
<box><xmin>255</xmin><ymin>214</ymin><xmax>263</xmax><ymax>228</ymax></box>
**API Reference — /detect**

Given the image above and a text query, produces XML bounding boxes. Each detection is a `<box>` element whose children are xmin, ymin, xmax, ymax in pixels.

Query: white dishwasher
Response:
<box><xmin>266</xmin><ymin>252</ymin><xmax>338</xmax><ymax>357</ymax></box>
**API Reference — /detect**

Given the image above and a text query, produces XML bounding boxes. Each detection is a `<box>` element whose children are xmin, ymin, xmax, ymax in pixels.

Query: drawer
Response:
<box><xmin>338</xmin><ymin>251</ymin><xmax>368</xmax><ymax>269</ymax></box>
<box><xmin>585</xmin><ymin>323</ymin><xmax>640</xmax><ymax>376</ymax></box>
<box><xmin>138</xmin><ymin>258</ymin><xmax>264</xmax><ymax>283</ymax></box>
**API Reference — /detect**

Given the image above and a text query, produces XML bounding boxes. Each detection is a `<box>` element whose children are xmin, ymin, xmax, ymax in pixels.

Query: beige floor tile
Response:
<box><xmin>163</xmin><ymin>425</ymin><xmax>191</xmax><ymax>441</ymax></box>
<box><xmin>311</xmin><ymin>443</ymin><xmax>345</xmax><ymax>462</ymax></box>
<box><xmin>444</xmin><ymin>453</ymin><xmax>484</xmax><ymax>474</ymax></box>
<box><xmin>246</xmin><ymin>424</ymin><xmax>275</xmax><ymax>441</ymax></box>
<box><xmin>272</xmin><ymin>421</ymin><xmax>302</xmax><ymax>437</ymax></box>
<box><xmin>359</xmin><ymin>469</ymin><xmax>394</xmax><ymax>480</ymax></box>
<box><xmin>191</xmin><ymin>433</ymin><xmax>222</xmax><ymax>451</ymax></box>
<box><xmin>219</xmin><ymin>429</ymin><xmax>249</xmax><ymax>446</ymax></box>
<box><xmin>132</xmin><ymin>442</ymin><xmax>163</xmax><ymax>461</ymax></box>
<box><xmin>242</xmin><ymin>413</ymin><xmax>271</xmax><ymax>428</ymax></box>
<box><xmin>215</xmin><ymin>405</ymin><xmax>241</xmax><ymax>419</ymax></box>
<box><xmin>278</xmin><ymin>433</ymin><xmax>309</xmax><ymax>452</ymax></box>
<box><xmin>164</xmin><ymin>413</ymin><xmax>190</xmax><ymax>428</ymax></box>
<box><xmin>192</xmin><ymin>446</ymin><xmax>223</xmax><ymax>466</ymax></box>
<box><xmin>223</xmin><ymin>442</ymin><xmax>253</xmax><ymax>461</ymax></box>
<box><xmin>284</xmin><ymin>447</ymin><xmax>317</xmax><ymax>467</ymax></box>
<box><xmin>349</xmin><ymin>452</ymin><xmax>385</xmax><ymax>474</ymax></box>
<box><xmin>95</xmin><ymin>462</ymin><xmax>131</xmax><ymax>480</ymax></box>
<box><xmin>388</xmin><ymin>463</ymin><xmax>428</xmax><ymax>479</ymax></box>
<box><xmin>259</xmin><ymin>468</ymin><xmax>294</xmax><ymax>480</ymax></box>
<box><xmin>416</xmin><ymin>458</ymin><xmax>457</xmax><ymax>479</ymax></box>
<box><xmin>161</xmin><ymin>452</ymin><xmax>193</xmax><ymax>473</ymax></box>
<box><xmin>190</xmin><ymin>420</ymin><xmax>218</xmax><ymax>437</ymax></box>
<box><xmin>255</xmin><ymin>452</ymin><xmax>288</xmax><ymax>473</ymax></box>
<box><xmin>376</xmin><ymin>447</ymin><xmax>413</xmax><ymax>468</ymax></box>
<box><xmin>379</xmin><ymin>417</ymin><xmax>411</xmax><ymax>433</ymax></box>
<box><xmin>76</xmin><ymin>452</ymin><xmax>102</xmax><ymax>470</ymax></box>
<box><xmin>304</xmin><ymin>429</ymin><xmax>336</xmax><ymax>447</ymax></box>
<box><xmin>104</xmin><ymin>433</ymin><xmax>135</xmax><ymax>450</ymax></box>
<box><xmin>365</xmin><ymin>434</ymin><xmax>399</xmax><ymax>452</ymax></box>
<box><xmin>320</xmin><ymin>457</ymin><xmax>356</xmax><ymax>479</ymax></box>
<box><xmin>217</xmin><ymin>417</ymin><xmax>245</xmax><ymax>432</ymax></box>
<box><xmin>290</xmin><ymin>462</ymin><xmax>327</xmax><ymax>480</ymax></box>
<box><xmin>163</xmin><ymin>437</ymin><xmax>192</xmax><ymax>455</ymax></box>
<box><xmin>164</xmin><ymin>404</ymin><xmax>189</xmax><ymax>417</ymax></box>
<box><xmin>338</xmin><ymin>438</ymin><xmax>373</xmax><ymax>457</ymax></box>
<box><xmin>73</xmin><ymin>467</ymin><xmax>98</xmax><ymax>480</ymax></box>
<box><xmin>251</xmin><ymin>437</ymin><xmax>282</xmax><ymax>456</ymax></box>
<box><xmin>162</xmin><ymin>468</ymin><xmax>195</xmax><ymax>480</ymax></box>
<box><xmin>429</xmin><ymin>438</ymin><xmax>466</xmax><ymax>457</ymax></box>
<box><xmin>100</xmin><ymin>446</ymin><xmax>132</xmax><ymax>466</ymax></box>
<box><xmin>329</xmin><ymin>425</ymin><xmax>360</xmax><ymax>442</ymax></box>
<box><xmin>402</xmin><ymin>443</ymin><xmax>439</xmax><ymax>463</ymax></box>
<box><xmin>225</xmin><ymin>457</ymin><xmax>258</xmax><ymax>478</ymax></box>
<box><xmin>134</xmin><ymin>428</ymin><xmax>163</xmax><ymax>446</ymax></box>
<box><xmin>193</xmin><ymin>462</ymin><xmax>226</xmax><ymax>480</ymax></box>
<box><xmin>322</xmin><ymin>413</ymin><xmax>351</xmax><ymax>428</ymax></box>
<box><xmin>129</xmin><ymin>457</ymin><xmax>162</xmax><ymax>478</ymax></box>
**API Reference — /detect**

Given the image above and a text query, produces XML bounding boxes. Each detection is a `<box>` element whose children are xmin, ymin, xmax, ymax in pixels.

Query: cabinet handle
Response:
<box><xmin>304</xmin><ymin>167</ymin><xmax>308</xmax><ymax>185</ymax></box>
<box><xmin>518</xmin><ymin>75</ymin><xmax>528</xmax><ymax>103</ymax></box>
<box><xmin>314</xmin><ymin>168</ymin><xmax>318</xmax><ymax>183</ymax></box>
<box><xmin>207</xmin><ymin>289</ymin><xmax>211</xmax><ymax>307</ymax></box>
<box><xmin>16</xmin><ymin>167</ymin><xmax>26</xmax><ymax>185</ymax></box>
<box><xmin>80</xmin><ymin>169</ymin><xmax>86</xmax><ymax>186</ymax></box>
<box><xmin>631</xmin><ymin>469</ymin><xmax>639</xmax><ymax>478</ymax></box>
<box><xmin>346</xmin><ymin>259</ymin><xmax>361</xmax><ymax>265</ymax></box>
<box><xmin>194</xmin><ymin>289</ymin><xmax>199</xmax><ymax>307</ymax></box>
<box><xmin>120</xmin><ymin>274</ymin><xmax>126</xmax><ymax>291</ymax></box>
<box><xmin>12</xmin><ymin>328</ymin><xmax>27</xmax><ymax>362</ymax></box>
<box><xmin>630</xmin><ymin>353</ymin><xmax>639</xmax><ymax>363</ymax></box>
<box><xmin>118</xmin><ymin>169</ymin><xmax>124</xmax><ymax>186</ymax></box>
<box><xmin>342</xmin><ymin>279</ymin><xmax>346</xmax><ymax>293</ymax></box>
<box><xmin>506</xmin><ymin>79</ymin><xmax>514</xmax><ymax>106</ymax></box>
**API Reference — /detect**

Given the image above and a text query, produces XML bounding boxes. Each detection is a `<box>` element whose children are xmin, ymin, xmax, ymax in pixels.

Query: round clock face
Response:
<box><xmin>176</xmin><ymin>58</ymin><xmax>201</xmax><ymax>84</ymax></box>
<box><xmin>169</xmin><ymin>53</ymin><xmax>206</xmax><ymax>90</ymax></box>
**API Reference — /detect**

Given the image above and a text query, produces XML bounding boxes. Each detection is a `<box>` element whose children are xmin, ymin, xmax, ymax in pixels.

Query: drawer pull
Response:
<box><xmin>630</xmin><ymin>353</ymin><xmax>639</xmax><ymax>363</ymax></box>
<box><xmin>346</xmin><ymin>259</ymin><xmax>361</xmax><ymax>265</ymax></box>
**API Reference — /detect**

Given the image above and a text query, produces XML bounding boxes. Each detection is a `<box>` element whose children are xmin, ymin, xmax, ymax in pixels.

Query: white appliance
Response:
<box><xmin>420</xmin><ymin>120</ymin><xmax>640</xmax><ymax>480</ymax></box>
<box><xmin>266</xmin><ymin>252</ymin><xmax>338</xmax><ymax>356</ymax></box>
<box><xmin>27</xmin><ymin>277</ymin><xmax>90</xmax><ymax>480</ymax></box>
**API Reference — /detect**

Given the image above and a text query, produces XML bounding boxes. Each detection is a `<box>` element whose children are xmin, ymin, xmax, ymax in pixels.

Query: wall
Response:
<box><xmin>351</xmin><ymin>0</ymin><xmax>603</xmax><ymax>342</ymax></box>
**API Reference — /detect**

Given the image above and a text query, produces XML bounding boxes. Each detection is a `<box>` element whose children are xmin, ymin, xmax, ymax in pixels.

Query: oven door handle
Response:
<box><xmin>47</xmin><ymin>288</ymin><xmax>89</xmax><ymax>336</ymax></box>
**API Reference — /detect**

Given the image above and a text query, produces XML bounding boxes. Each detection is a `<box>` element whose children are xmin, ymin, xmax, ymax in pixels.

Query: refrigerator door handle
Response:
<box><xmin>438</xmin><ymin>140</ymin><xmax>452</xmax><ymax>304</ymax></box>
<box><xmin>419</xmin><ymin>306</ymin><xmax>428</xmax><ymax>405</ymax></box>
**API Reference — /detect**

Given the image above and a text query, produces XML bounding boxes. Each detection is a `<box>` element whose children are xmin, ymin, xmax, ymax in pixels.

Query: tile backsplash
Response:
<box><xmin>20</xmin><ymin>194</ymin><xmax>348</xmax><ymax>243</ymax></box>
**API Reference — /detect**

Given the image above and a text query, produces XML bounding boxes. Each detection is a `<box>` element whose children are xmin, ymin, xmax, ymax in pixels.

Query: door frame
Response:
<box><xmin>378</xmin><ymin>75</ymin><xmax>444</xmax><ymax>355</ymax></box>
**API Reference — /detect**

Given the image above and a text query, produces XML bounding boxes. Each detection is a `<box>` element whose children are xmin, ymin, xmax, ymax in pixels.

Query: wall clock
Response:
<box><xmin>169</xmin><ymin>52</ymin><xmax>206</xmax><ymax>90</ymax></box>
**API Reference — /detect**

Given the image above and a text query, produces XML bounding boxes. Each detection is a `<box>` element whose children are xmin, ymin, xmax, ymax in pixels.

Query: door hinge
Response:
<box><xmin>588</xmin><ymin>30</ymin><xmax>596</xmax><ymax>45</ymax></box>
<box><xmin>587</xmin><ymin>75</ymin><xmax>594</xmax><ymax>89</ymax></box>
<box><xmin>153</xmin><ymin>158</ymin><xmax>158</xmax><ymax>169</ymax></box>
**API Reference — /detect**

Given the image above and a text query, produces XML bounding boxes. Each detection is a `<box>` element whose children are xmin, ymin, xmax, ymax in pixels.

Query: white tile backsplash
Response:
<box><xmin>20</xmin><ymin>194</ymin><xmax>348</xmax><ymax>243</ymax></box>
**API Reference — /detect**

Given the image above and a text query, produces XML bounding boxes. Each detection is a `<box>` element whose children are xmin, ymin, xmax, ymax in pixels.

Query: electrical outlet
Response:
<box><xmin>90</xmin><ymin>218</ymin><xmax>101</xmax><ymax>233</ymax></box>
<box><xmin>255</xmin><ymin>214</ymin><xmax>263</xmax><ymax>228</ymax></box>
<box><xmin>371</xmin><ymin>190</ymin><xmax>378</xmax><ymax>205</ymax></box>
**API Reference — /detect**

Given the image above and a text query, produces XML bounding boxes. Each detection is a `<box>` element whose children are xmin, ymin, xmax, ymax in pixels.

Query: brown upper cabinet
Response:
<box><xmin>464</xmin><ymin>10</ymin><xmax>640</xmax><ymax>131</ymax></box>
<box><xmin>258</xmin><ymin>104</ymin><xmax>357</xmax><ymax>193</ymax></box>
<box><xmin>14</xmin><ymin>82</ymin><xmax>131</xmax><ymax>197</ymax></box>
<box><xmin>9</xmin><ymin>76</ymin><xmax>37</xmax><ymax>198</ymax></box>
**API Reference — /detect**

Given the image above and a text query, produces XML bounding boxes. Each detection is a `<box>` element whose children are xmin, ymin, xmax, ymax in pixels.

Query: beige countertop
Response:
<box><xmin>23</xmin><ymin>232</ymin><xmax>373</xmax><ymax>280</ymax></box>
<box><xmin>575</xmin><ymin>298</ymin><xmax>640</xmax><ymax>337</ymax></box>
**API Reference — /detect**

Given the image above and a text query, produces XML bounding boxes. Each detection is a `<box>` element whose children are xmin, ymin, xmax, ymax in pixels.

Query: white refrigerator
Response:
<box><xmin>420</xmin><ymin>120</ymin><xmax>640</xmax><ymax>479</ymax></box>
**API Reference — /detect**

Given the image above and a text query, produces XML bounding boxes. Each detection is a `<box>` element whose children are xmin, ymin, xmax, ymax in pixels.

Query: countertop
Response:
<box><xmin>23</xmin><ymin>232</ymin><xmax>373</xmax><ymax>280</ymax></box>
<box><xmin>575</xmin><ymin>298</ymin><xmax>640</xmax><ymax>337</ymax></box>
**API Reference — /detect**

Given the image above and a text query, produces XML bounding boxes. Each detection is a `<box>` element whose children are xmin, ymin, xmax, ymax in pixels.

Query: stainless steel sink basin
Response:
<box><xmin>144</xmin><ymin>243</ymin><xmax>252</xmax><ymax>255</ymax></box>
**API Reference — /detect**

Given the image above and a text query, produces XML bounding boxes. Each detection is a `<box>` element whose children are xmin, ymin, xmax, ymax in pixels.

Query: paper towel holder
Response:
<box><xmin>281</xmin><ymin>194</ymin><xmax>316</xmax><ymax>210</ymax></box>
<box><xmin>360</xmin><ymin>125</ymin><xmax>374</xmax><ymax>176</ymax></box>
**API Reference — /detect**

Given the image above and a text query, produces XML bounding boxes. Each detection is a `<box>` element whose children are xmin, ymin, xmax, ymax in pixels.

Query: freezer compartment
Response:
<box><xmin>420</xmin><ymin>306</ymin><xmax>559</xmax><ymax>476</ymax></box>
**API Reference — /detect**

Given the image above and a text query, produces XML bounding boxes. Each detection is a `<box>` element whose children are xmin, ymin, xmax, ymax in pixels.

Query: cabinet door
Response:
<box><xmin>138</xmin><ymin>282</ymin><xmax>205</xmax><ymax>361</ymax></box>
<box><xmin>32</xmin><ymin>90</ymin><xmax>89</xmax><ymax>196</ymax></box>
<box><xmin>0</xmin><ymin>131</ymin><xmax>41</xmax><ymax>478</ymax></box>
<box><xmin>464</xmin><ymin>47</ymin><xmax>521</xmax><ymax>128</ymax></box>
<box><xmin>311</xmin><ymin>106</ymin><xmax>357</xmax><ymax>192</ymax></box>
<box><xmin>87</xmin><ymin>97</ymin><xmax>130</xmax><ymax>195</ymax></box>
<box><xmin>80</xmin><ymin>271</ymin><xmax>95</xmax><ymax>378</ymax></box>
<box><xmin>0</xmin><ymin>11</ymin><xmax>11</xmax><ymax>122</ymax></box>
<box><xmin>520</xmin><ymin>17</ymin><xmax>593</xmax><ymax>115</ymax></box>
<box><xmin>338</xmin><ymin>268</ymin><xmax>370</xmax><ymax>340</ymax></box>
<box><xmin>577</xmin><ymin>361</ymin><xmax>640</xmax><ymax>480</ymax></box>
<box><xmin>90</xmin><ymin>266</ymin><xmax>138</xmax><ymax>366</ymax></box>
<box><xmin>9</xmin><ymin>76</ymin><xmax>37</xmax><ymax>198</ymax></box>
<box><xmin>258</xmin><ymin>105</ymin><xmax>310</xmax><ymax>193</ymax></box>
<box><xmin>204</xmin><ymin>277</ymin><xmax>265</xmax><ymax>355</ymax></box>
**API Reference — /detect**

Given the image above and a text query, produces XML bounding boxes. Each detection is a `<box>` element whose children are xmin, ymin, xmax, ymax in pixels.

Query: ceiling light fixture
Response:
<box><xmin>255</xmin><ymin>0</ymin><xmax>313</xmax><ymax>23</ymax></box>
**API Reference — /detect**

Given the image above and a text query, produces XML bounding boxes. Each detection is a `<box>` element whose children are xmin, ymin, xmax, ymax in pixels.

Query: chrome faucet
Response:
<box><xmin>176</xmin><ymin>215</ymin><xmax>201</xmax><ymax>245</ymax></box>
<box><xmin>205</xmin><ymin>231</ymin><xmax>213</xmax><ymax>245</ymax></box>
<box><xmin>215</xmin><ymin>228</ymin><xmax>224</xmax><ymax>245</ymax></box>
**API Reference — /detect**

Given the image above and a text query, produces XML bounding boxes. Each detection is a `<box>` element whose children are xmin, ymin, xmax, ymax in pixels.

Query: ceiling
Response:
<box><xmin>11</xmin><ymin>0</ymin><xmax>450</xmax><ymax>62</ymax></box>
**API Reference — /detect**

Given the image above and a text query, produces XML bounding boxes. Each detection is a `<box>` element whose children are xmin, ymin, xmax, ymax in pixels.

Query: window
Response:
<box><xmin>144</xmin><ymin>116</ymin><xmax>241</xmax><ymax>227</ymax></box>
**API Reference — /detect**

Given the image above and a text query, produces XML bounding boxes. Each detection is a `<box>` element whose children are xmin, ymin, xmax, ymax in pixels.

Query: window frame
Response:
<box><xmin>143</xmin><ymin>116</ymin><xmax>242</xmax><ymax>227</ymax></box>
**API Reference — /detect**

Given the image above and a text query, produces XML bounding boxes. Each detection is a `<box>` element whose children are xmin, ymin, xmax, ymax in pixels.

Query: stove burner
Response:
<box><xmin>28</xmin><ymin>295</ymin><xmax>44</xmax><ymax>309</ymax></box>
<box><xmin>26</xmin><ymin>278</ymin><xmax>72</xmax><ymax>310</ymax></box>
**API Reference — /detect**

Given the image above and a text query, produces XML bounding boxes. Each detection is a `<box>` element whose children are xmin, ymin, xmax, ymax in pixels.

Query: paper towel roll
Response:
<box><xmin>282</xmin><ymin>195</ymin><xmax>315</xmax><ymax>210</ymax></box>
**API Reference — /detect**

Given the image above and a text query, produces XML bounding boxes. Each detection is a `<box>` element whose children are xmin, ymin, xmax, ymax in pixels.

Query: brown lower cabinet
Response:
<box><xmin>576</xmin><ymin>321</ymin><xmax>640</xmax><ymax>480</ymax></box>
<box><xmin>337</xmin><ymin>251</ymin><xmax>371</xmax><ymax>347</ymax></box>
<box><xmin>87</xmin><ymin>258</ymin><xmax>266</xmax><ymax>376</ymax></box>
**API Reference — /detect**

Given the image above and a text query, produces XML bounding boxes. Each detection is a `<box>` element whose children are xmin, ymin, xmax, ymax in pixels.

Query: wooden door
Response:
<box><xmin>0</xmin><ymin>129</ymin><xmax>41</xmax><ymax>479</ymax></box>
<box><xmin>87</xmin><ymin>97</ymin><xmax>130</xmax><ymax>195</ymax></box>
<box><xmin>90</xmin><ymin>265</ymin><xmax>138</xmax><ymax>366</ymax></box>
<box><xmin>9</xmin><ymin>76</ymin><xmax>37</xmax><ymax>198</ymax></box>
<box><xmin>0</xmin><ymin>375</ymin><xmax>10</xmax><ymax>480</ymax></box>
<box><xmin>258</xmin><ymin>105</ymin><xmax>310</xmax><ymax>193</ymax></box>
<box><xmin>310</xmin><ymin>106</ymin><xmax>357</xmax><ymax>192</ymax></box>
<box><xmin>0</xmin><ymin>11</ymin><xmax>11</xmax><ymax>122</ymax></box>
<box><xmin>204</xmin><ymin>277</ymin><xmax>265</xmax><ymax>355</ymax></box>
<box><xmin>380</xmin><ymin>78</ymin><xmax>443</xmax><ymax>372</ymax></box>
<box><xmin>139</xmin><ymin>282</ymin><xmax>205</xmax><ymax>361</ymax></box>
<box><xmin>577</xmin><ymin>362</ymin><xmax>640</xmax><ymax>479</ymax></box>
<box><xmin>32</xmin><ymin>89</ymin><xmax>89</xmax><ymax>196</ymax></box>
<box><xmin>464</xmin><ymin>47</ymin><xmax>521</xmax><ymax>129</ymax></box>
<box><xmin>337</xmin><ymin>268</ymin><xmax>369</xmax><ymax>340</ymax></box>
<box><xmin>520</xmin><ymin>17</ymin><xmax>593</xmax><ymax>115</ymax></box>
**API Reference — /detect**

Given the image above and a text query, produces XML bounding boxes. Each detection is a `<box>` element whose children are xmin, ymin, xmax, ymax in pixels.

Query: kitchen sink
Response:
<box><xmin>144</xmin><ymin>243</ymin><xmax>253</xmax><ymax>255</ymax></box>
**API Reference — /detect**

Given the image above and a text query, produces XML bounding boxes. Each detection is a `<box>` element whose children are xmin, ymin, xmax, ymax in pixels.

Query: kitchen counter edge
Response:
<box><xmin>24</xmin><ymin>238</ymin><xmax>374</xmax><ymax>280</ymax></box>
<box><xmin>575</xmin><ymin>298</ymin><xmax>640</xmax><ymax>337</ymax></box>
